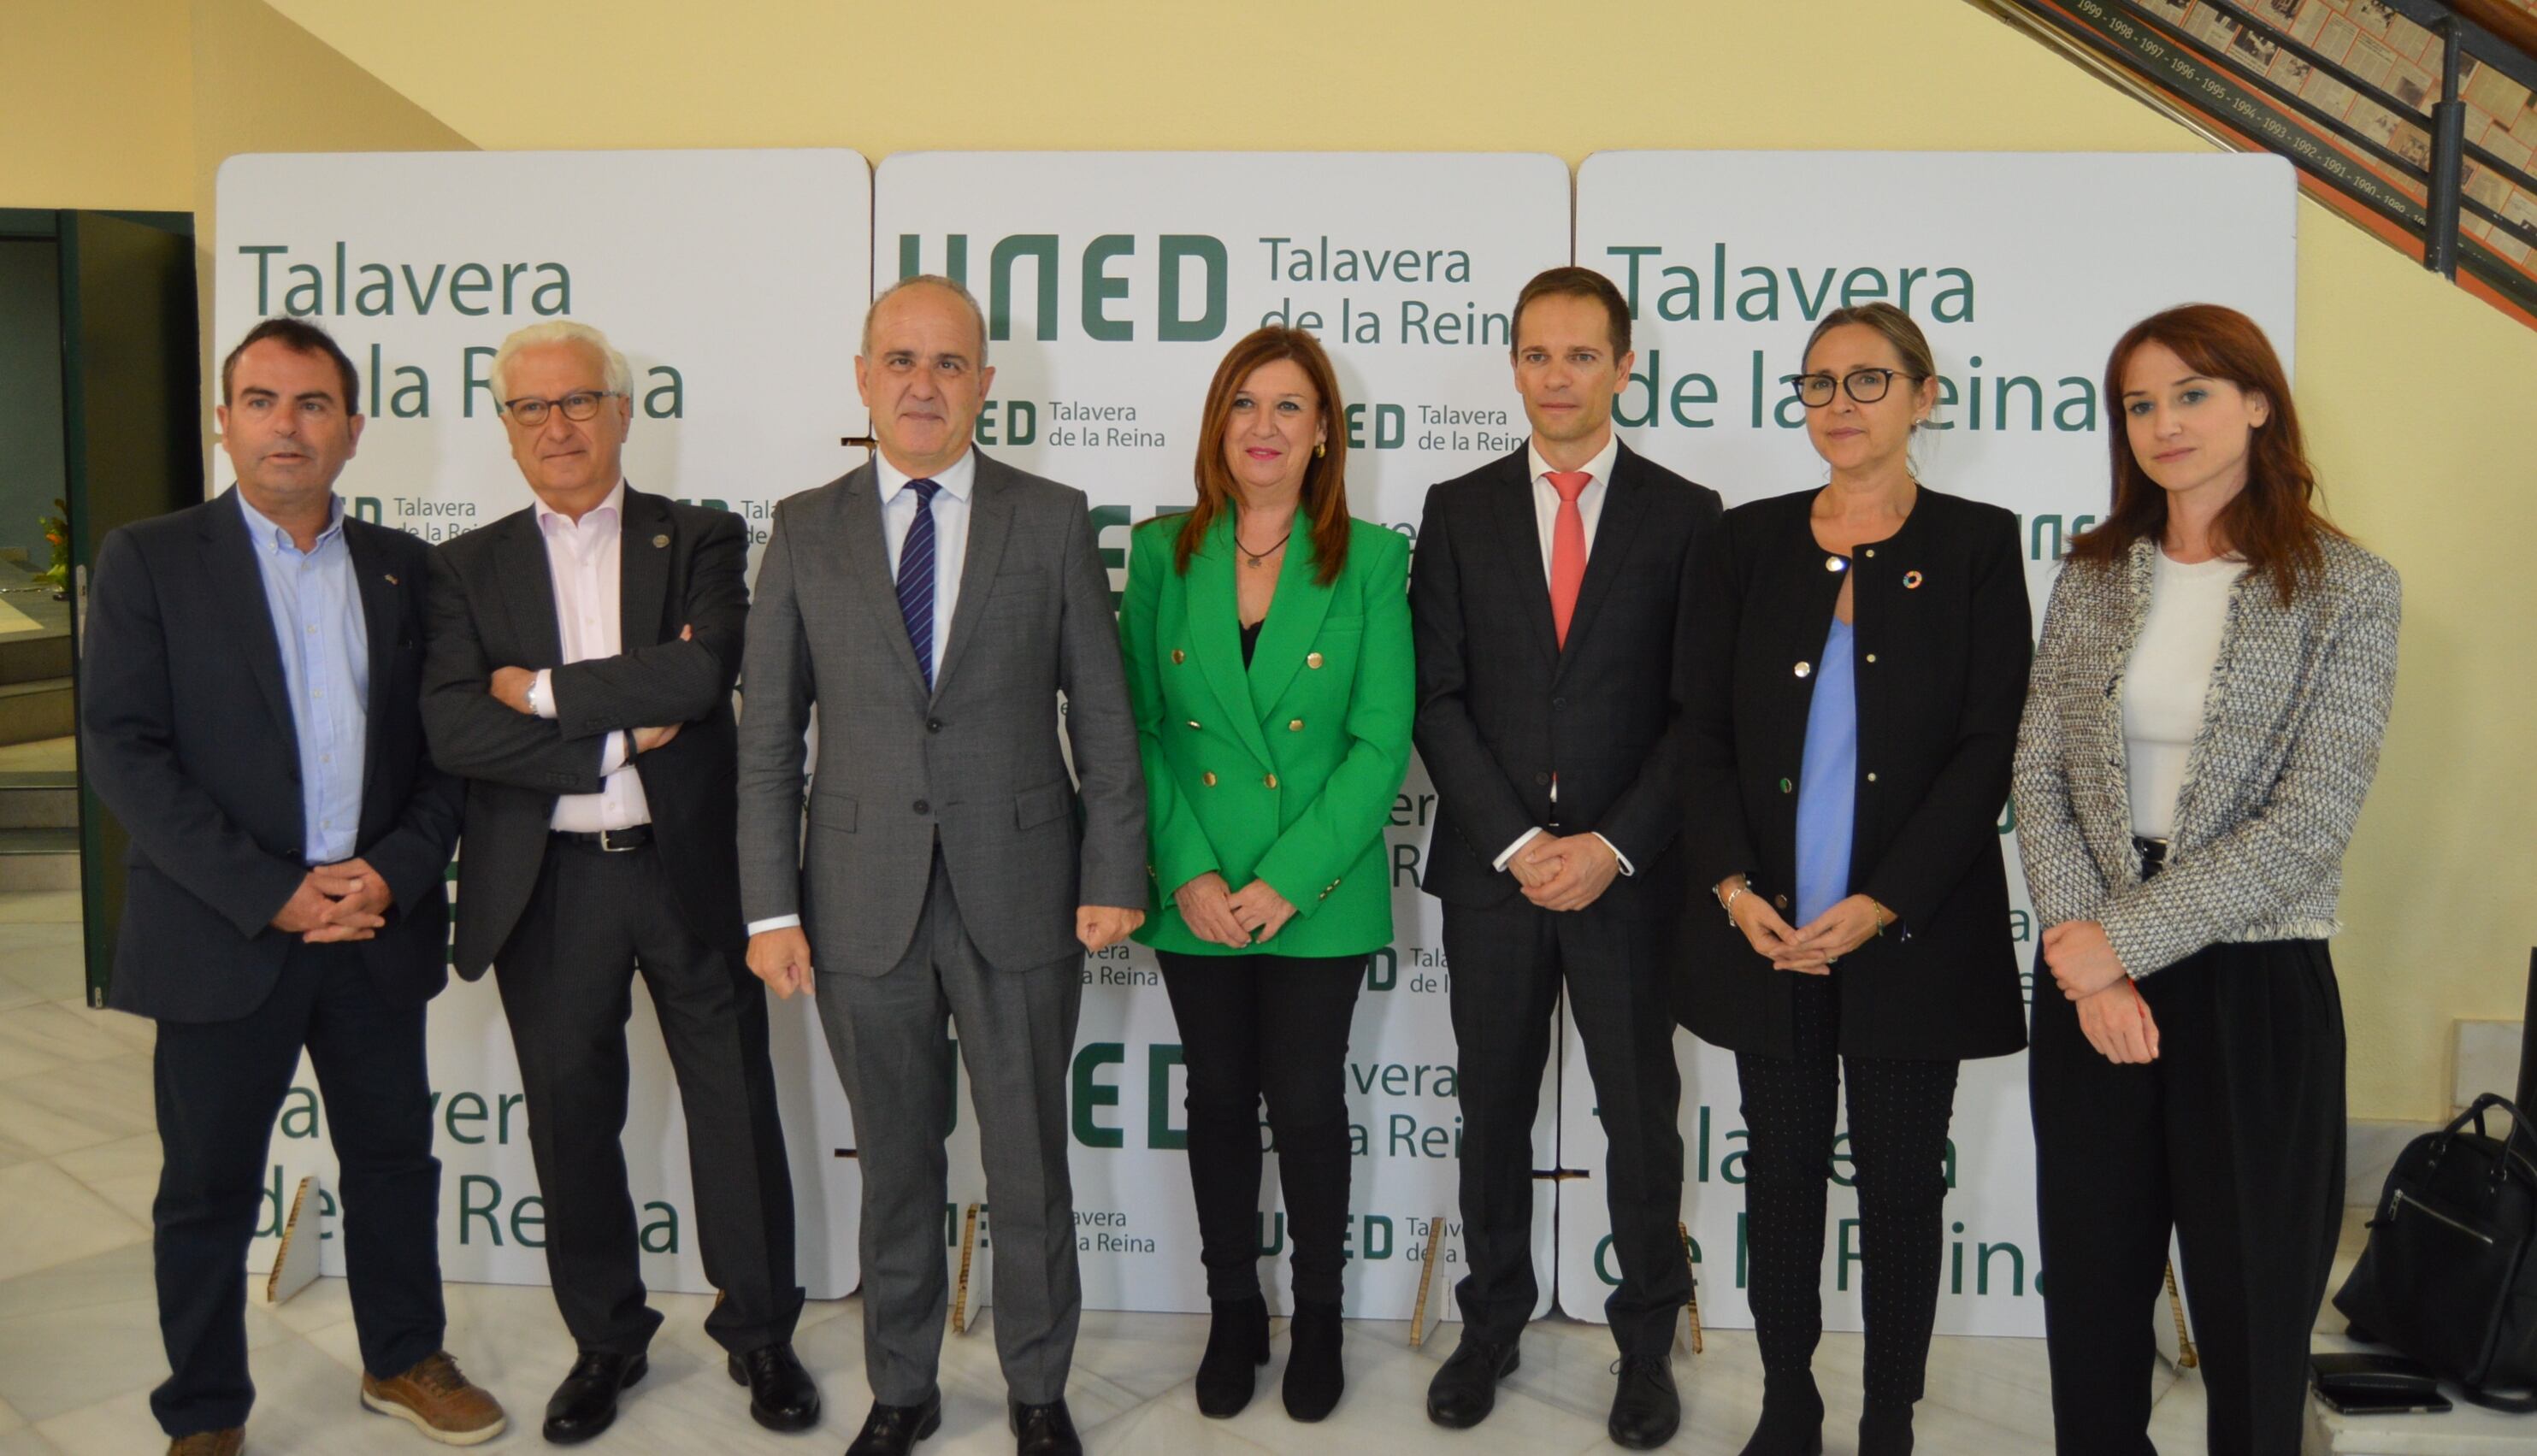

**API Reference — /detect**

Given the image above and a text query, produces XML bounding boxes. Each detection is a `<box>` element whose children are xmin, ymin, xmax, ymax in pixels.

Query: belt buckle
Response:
<box><xmin>595</xmin><ymin>827</ymin><xmax>636</xmax><ymax>853</ymax></box>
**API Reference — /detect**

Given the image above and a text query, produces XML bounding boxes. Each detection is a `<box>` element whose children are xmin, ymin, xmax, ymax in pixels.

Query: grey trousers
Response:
<box><xmin>815</xmin><ymin>851</ymin><xmax>1083</xmax><ymax>1406</ymax></box>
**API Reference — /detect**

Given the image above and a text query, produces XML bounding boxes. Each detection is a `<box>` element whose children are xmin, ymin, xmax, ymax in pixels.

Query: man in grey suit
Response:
<box><xmin>737</xmin><ymin>275</ymin><xmax>1147</xmax><ymax>1456</ymax></box>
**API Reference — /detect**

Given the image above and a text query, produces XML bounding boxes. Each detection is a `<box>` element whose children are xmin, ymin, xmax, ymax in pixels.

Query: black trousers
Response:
<box><xmin>1443</xmin><ymin>898</ymin><xmax>1689</xmax><ymax>1355</ymax></box>
<box><xmin>150</xmin><ymin>939</ymin><xmax>443</xmax><ymax>1437</ymax></box>
<box><xmin>2030</xmin><ymin>936</ymin><xmax>2345</xmax><ymax>1456</ymax></box>
<box><xmin>1734</xmin><ymin>970</ymin><xmax>1962</xmax><ymax>1411</ymax></box>
<box><xmin>1155</xmin><ymin>950</ymin><xmax>1366</xmax><ymax>1306</ymax></box>
<box><xmin>493</xmin><ymin>837</ymin><xmax>802</xmax><ymax>1356</ymax></box>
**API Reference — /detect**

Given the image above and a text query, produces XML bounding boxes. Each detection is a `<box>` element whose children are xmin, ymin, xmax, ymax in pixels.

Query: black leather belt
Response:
<box><xmin>553</xmin><ymin>824</ymin><xmax>652</xmax><ymax>852</ymax></box>
<box><xmin>2133</xmin><ymin>834</ymin><xmax>2168</xmax><ymax>880</ymax></box>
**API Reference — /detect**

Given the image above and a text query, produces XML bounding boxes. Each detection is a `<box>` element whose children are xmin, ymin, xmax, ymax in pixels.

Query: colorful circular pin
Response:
<box><xmin>652</xmin><ymin>533</ymin><xmax>670</xmax><ymax>548</ymax></box>
<box><xmin>1779</xmin><ymin>777</ymin><xmax>1793</xmax><ymax>793</ymax></box>
<box><xmin>1903</xmin><ymin>569</ymin><xmax>1924</xmax><ymax>589</ymax></box>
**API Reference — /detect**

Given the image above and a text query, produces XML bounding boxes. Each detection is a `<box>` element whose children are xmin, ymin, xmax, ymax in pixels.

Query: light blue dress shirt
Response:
<box><xmin>1793</xmin><ymin>613</ymin><xmax>1857</xmax><ymax>928</ymax></box>
<box><xmin>235</xmin><ymin>491</ymin><xmax>369</xmax><ymax>865</ymax></box>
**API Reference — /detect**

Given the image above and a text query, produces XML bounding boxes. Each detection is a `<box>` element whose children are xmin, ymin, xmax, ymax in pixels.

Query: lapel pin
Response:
<box><xmin>383</xmin><ymin>573</ymin><xmax>398</xmax><ymax>586</ymax></box>
<box><xmin>652</xmin><ymin>533</ymin><xmax>670</xmax><ymax>548</ymax></box>
<box><xmin>1903</xmin><ymin>569</ymin><xmax>1925</xmax><ymax>590</ymax></box>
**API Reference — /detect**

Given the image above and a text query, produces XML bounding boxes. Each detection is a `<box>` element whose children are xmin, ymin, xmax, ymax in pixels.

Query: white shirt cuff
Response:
<box><xmin>530</xmin><ymin>668</ymin><xmax>558</xmax><ymax>719</ymax></box>
<box><xmin>1492</xmin><ymin>827</ymin><xmax>1545</xmax><ymax>873</ymax></box>
<box><xmin>598</xmin><ymin>730</ymin><xmax>630</xmax><ymax>776</ymax></box>
<box><xmin>1592</xmin><ymin>832</ymin><xmax>1635</xmax><ymax>877</ymax></box>
<box><xmin>747</xmin><ymin>915</ymin><xmax>803</xmax><ymax>936</ymax></box>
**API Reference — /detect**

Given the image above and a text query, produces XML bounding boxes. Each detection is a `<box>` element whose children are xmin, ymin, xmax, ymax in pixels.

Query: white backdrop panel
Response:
<box><xmin>1554</xmin><ymin>150</ymin><xmax>2298</xmax><ymax>1338</ymax></box>
<box><xmin>872</xmin><ymin>151</ymin><xmax>1571</xmax><ymax>1317</ymax></box>
<box><xmin>216</xmin><ymin>148</ymin><xmax>873</xmax><ymax>1296</ymax></box>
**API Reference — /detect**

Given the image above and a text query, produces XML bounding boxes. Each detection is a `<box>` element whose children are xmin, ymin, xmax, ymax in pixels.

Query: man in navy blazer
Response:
<box><xmin>81</xmin><ymin>319</ymin><xmax>500</xmax><ymax>1455</ymax></box>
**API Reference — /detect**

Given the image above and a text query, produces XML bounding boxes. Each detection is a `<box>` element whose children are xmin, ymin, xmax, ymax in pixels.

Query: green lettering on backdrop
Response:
<box><xmin>1147</xmin><ymin>1043</ymin><xmax>1187</xmax><ymax>1151</ymax></box>
<box><xmin>1081</xmin><ymin>234</ymin><xmax>1135</xmax><ymax>342</ymax></box>
<box><xmin>1158</xmin><ymin>235</ymin><xmax>1227</xmax><ymax>342</ymax></box>
<box><xmin>1072</xmin><ymin>1042</ymin><xmax>1124</xmax><ymax>1148</ymax></box>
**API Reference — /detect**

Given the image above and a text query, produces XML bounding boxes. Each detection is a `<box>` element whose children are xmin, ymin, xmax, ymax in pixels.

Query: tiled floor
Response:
<box><xmin>0</xmin><ymin>888</ymin><xmax>2279</xmax><ymax>1453</ymax></box>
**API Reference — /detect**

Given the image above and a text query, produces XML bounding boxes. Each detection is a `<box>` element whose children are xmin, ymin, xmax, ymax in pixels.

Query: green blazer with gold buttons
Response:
<box><xmin>1120</xmin><ymin>513</ymin><xmax>1413</xmax><ymax>958</ymax></box>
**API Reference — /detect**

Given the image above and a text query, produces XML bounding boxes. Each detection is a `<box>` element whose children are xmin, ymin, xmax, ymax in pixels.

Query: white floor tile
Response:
<box><xmin>0</xmin><ymin>1164</ymin><xmax>147</xmax><ymax>1285</ymax></box>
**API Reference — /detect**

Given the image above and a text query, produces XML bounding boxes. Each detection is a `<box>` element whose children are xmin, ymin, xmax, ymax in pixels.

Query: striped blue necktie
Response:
<box><xmin>896</xmin><ymin>478</ymin><xmax>941</xmax><ymax>688</ymax></box>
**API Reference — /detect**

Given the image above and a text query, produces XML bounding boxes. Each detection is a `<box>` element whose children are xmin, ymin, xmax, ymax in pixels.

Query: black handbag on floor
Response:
<box><xmin>2333</xmin><ymin>1093</ymin><xmax>2537</xmax><ymax>1412</ymax></box>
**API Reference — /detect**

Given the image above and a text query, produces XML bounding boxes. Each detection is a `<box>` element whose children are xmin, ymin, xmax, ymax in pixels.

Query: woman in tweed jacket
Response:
<box><xmin>2015</xmin><ymin>304</ymin><xmax>2399</xmax><ymax>1456</ymax></box>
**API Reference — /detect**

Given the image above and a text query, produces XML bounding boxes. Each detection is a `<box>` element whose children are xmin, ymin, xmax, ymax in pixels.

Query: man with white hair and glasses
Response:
<box><xmin>424</xmin><ymin>320</ymin><xmax>817</xmax><ymax>1444</ymax></box>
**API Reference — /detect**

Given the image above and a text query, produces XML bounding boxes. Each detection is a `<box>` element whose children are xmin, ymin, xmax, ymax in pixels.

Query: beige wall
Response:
<box><xmin>37</xmin><ymin>0</ymin><xmax>2537</xmax><ymax>1118</ymax></box>
<box><xmin>0</xmin><ymin>0</ymin><xmax>195</xmax><ymax>210</ymax></box>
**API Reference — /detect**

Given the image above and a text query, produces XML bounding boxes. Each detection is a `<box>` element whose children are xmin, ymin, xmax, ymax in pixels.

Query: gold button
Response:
<box><xmin>1264</xmin><ymin>774</ymin><xmax>1279</xmax><ymax>788</ymax></box>
<box><xmin>1288</xmin><ymin>718</ymin><xmax>1304</xmax><ymax>732</ymax></box>
<box><xmin>1171</xmin><ymin>649</ymin><xmax>1186</xmax><ymax>664</ymax></box>
<box><xmin>1187</xmin><ymin>719</ymin><xmax>1201</xmax><ymax>729</ymax></box>
<box><xmin>1867</xmin><ymin>772</ymin><xmax>1879</xmax><ymax>782</ymax></box>
<box><xmin>1306</xmin><ymin>652</ymin><xmax>1324</xmax><ymax>669</ymax></box>
<box><xmin>1864</xmin><ymin>548</ymin><xmax>1876</xmax><ymax>557</ymax></box>
<box><xmin>1202</xmin><ymin>771</ymin><xmax>1218</xmax><ymax>787</ymax></box>
<box><xmin>1795</xmin><ymin>661</ymin><xmax>1812</xmax><ymax>678</ymax></box>
<box><xmin>1825</xmin><ymin>556</ymin><xmax>1844</xmax><ymax>572</ymax></box>
<box><xmin>1865</xmin><ymin>653</ymin><xmax>1877</xmax><ymax>663</ymax></box>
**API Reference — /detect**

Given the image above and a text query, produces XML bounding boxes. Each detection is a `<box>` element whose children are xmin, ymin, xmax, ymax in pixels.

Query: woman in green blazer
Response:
<box><xmin>1118</xmin><ymin>326</ymin><xmax>1413</xmax><ymax>1424</ymax></box>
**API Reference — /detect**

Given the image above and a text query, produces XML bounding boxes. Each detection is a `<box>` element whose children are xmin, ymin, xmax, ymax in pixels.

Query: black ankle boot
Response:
<box><xmin>1737</xmin><ymin>1383</ymin><xmax>1825</xmax><ymax>1456</ymax></box>
<box><xmin>1194</xmin><ymin>1294</ymin><xmax>1269</xmax><ymax>1418</ymax></box>
<box><xmin>1858</xmin><ymin>1400</ymin><xmax>1915</xmax><ymax>1455</ymax></box>
<box><xmin>1281</xmin><ymin>1300</ymin><xmax>1344</xmax><ymax>1422</ymax></box>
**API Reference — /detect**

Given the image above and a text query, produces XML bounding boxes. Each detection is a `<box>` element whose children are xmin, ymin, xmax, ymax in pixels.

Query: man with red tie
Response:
<box><xmin>1408</xmin><ymin>267</ymin><xmax>1722</xmax><ymax>1448</ymax></box>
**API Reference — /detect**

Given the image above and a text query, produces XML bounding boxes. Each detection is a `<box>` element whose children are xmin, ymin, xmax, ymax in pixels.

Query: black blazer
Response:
<box><xmin>1410</xmin><ymin>441</ymin><xmax>1723</xmax><ymax>920</ymax></box>
<box><xmin>1676</xmin><ymin>487</ymin><xmax>2030</xmax><ymax>1060</ymax></box>
<box><xmin>422</xmin><ymin>486</ymin><xmax>749</xmax><ymax>980</ymax></box>
<box><xmin>80</xmin><ymin>490</ymin><xmax>461</xmax><ymax>1023</ymax></box>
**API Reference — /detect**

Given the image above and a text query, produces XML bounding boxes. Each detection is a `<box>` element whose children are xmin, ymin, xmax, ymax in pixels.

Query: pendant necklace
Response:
<box><xmin>1236</xmin><ymin>525</ymin><xmax>1292</xmax><ymax>569</ymax></box>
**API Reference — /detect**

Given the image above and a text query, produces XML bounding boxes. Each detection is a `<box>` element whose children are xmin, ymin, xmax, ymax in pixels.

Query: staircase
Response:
<box><xmin>1979</xmin><ymin>0</ymin><xmax>2537</xmax><ymax>332</ymax></box>
<box><xmin>0</xmin><ymin>563</ymin><xmax>80</xmax><ymax>893</ymax></box>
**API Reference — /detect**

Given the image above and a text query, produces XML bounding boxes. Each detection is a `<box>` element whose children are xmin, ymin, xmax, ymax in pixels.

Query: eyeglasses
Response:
<box><xmin>499</xmin><ymin>391</ymin><xmax>622</xmax><ymax>427</ymax></box>
<box><xmin>1783</xmin><ymin>369</ymin><xmax>1920</xmax><ymax>408</ymax></box>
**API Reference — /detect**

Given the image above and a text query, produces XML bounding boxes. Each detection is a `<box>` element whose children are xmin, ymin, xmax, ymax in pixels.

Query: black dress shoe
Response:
<box><xmin>1282</xmin><ymin>1300</ymin><xmax>1345</xmax><ymax>1422</ymax></box>
<box><xmin>1008</xmin><ymin>1396</ymin><xmax>1081</xmax><ymax>1456</ymax></box>
<box><xmin>1608</xmin><ymin>1353</ymin><xmax>1680</xmax><ymax>1449</ymax></box>
<box><xmin>844</xmin><ymin>1391</ymin><xmax>941</xmax><ymax>1456</ymax></box>
<box><xmin>1425</xmin><ymin>1336</ymin><xmax>1519</xmax><ymax>1429</ymax></box>
<box><xmin>1195</xmin><ymin>1294</ymin><xmax>1270</xmax><ymax>1418</ymax></box>
<box><xmin>541</xmin><ymin>1350</ymin><xmax>646</xmax><ymax>1445</ymax></box>
<box><xmin>1737</xmin><ymin>1391</ymin><xmax>1826</xmax><ymax>1456</ymax></box>
<box><xmin>1858</xmin><ymin>1400</ymin><xmax>1915</xmax><ymax>1455</ymax></box>
<box><xmin>725</xmin><ymin>1341</ymin><xmax>821</xmax><ymax>1432</ymax></box>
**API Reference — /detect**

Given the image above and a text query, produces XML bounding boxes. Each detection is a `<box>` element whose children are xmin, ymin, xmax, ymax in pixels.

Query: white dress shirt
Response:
<box><xmin>526</xmin><ymin>480</ymin><xmax>651</xmax><ymax>832</ymax></box>
<box><xmin>746</xmin><ymin>449</ymin><xmax>979</xmax><ymax>938</ymax></box>
<box><xmin>1495</xmin><ymin>432</ymin><xmax>1633</xmax><ymax>879</ymax></box>
<box><xmin>876</xmin><ymin>447</ymin><xmax>976</xmax><ymax>678</ymax></box>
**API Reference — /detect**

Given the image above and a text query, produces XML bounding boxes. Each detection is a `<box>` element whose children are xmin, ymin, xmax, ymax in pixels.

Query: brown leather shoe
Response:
<box><xmin>167</xmin><ymin>1430</ymin><xmax>244</xmax><ymax>1456</ymax></box>
<box><xmin>360</xmin><ymin>1349</ymin><xmax>508</xmax><ymax>1446</ymax></box>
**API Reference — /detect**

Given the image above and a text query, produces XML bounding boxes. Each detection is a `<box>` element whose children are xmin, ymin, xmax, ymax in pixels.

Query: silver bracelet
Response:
<box><xmin>1720</xmin><ymin>882</ymin><xmax>1747</xmax><ymax>926</ymax></box>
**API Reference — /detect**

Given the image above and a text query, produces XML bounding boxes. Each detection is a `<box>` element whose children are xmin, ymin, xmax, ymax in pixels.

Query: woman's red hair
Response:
<box><xmin>1171</xmin><ymin>327</ymin><xmax>1354</xmax><ymax>586</ymax></box>
<box><xmin>2068</xmin><ymin>303</ymin><xmax>2345</xmax><ymax>604</ymax></box>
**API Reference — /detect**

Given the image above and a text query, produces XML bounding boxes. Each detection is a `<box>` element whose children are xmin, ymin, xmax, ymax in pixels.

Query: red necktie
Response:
<box><xmin>1548</xmin><ymin>470</ymin><xmax>1590</xmax><ymax>647</ymax></box>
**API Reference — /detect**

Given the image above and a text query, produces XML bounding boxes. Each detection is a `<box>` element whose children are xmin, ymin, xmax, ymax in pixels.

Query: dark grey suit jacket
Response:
<box><xmin>422</xmin><ymin>486</ymin><xmax>751</xmax><ymax>979</ymax></box>
<box><xmin>80</xmin><ymin>490</ymin><xmax>462</xmax><ymax>1022</ymax></box>
<box><xmin>735</xmin><ymin>451</ymin><xmax>1146</xmax><ymax>975</ymax></box>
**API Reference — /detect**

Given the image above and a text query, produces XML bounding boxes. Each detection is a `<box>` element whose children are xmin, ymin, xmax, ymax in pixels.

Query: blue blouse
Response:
<box><xmin>1794</xmin><ymin>613</ymin><xmax>1857</xmax><ymax>927</ymax></box>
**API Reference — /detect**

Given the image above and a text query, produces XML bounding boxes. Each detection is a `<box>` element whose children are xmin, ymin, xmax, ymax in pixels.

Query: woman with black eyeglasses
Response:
<box><xmin>1678</xmin><ymin>303</ymin><xmax>2032</xmax><ymax>1456</ymax></box>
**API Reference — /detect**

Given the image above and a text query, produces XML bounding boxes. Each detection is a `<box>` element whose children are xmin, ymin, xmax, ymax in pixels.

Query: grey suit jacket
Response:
<box><xmin>735</xmin><ymin>451</ymin><xmax>1147</xmax><ymax>975</ymax></box>
<box><xmin>2013</xmin><ymin>531</ymin><xmax>2400</xmax><ymax>978</ymax></box>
